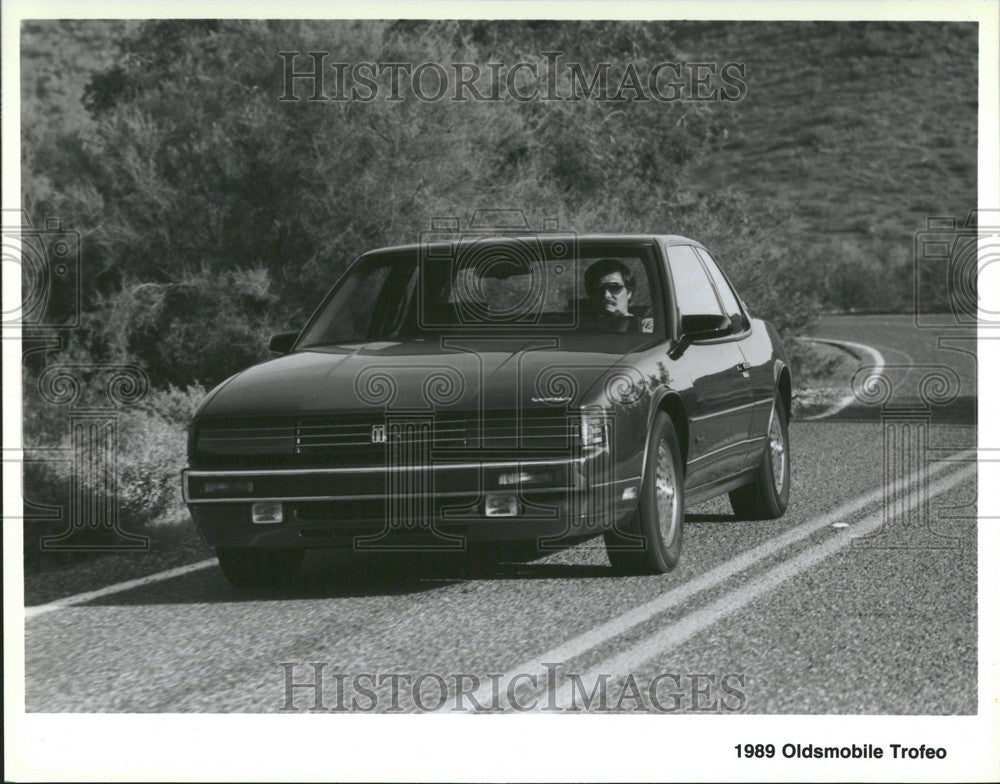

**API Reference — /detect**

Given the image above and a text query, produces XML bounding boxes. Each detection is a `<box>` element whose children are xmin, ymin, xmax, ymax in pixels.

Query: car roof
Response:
<box><xmin>360</xmin><ymin>233</ymin><xmax>705</xmax><ymax>257</ymax></box>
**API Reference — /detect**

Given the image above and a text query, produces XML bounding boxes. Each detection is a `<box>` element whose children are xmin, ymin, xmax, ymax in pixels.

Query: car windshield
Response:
<box><xmin>297</xmin><ymin>242</ymin><xmax>665</xmax><ymax>347</ymax></box>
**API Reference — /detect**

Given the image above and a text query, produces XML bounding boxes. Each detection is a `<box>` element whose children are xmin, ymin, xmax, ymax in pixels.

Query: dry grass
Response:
<box><xmin>681</xmin><ymin>22</ymin><xmax>976</xmax><ymax>311</ymax></box>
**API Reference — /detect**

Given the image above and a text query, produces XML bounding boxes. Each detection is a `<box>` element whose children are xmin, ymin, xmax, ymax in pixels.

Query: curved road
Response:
<box><xmin>23</xmin><ymin>315</ymin><xmax>979</xmax><ymax>714</ymax></box>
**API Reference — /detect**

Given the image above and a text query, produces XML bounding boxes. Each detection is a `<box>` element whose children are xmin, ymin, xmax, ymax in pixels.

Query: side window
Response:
<box><xmin>579</xmin><ymin>255</ymin><xmax>652</xmax><ymax>310</ymax></box>
<box><xmin>666</xmin><ymin>245</ymin><xmax>724</xmax><ymax>317</ymax></box>
<box><xmin>696</xmin><ymin>248</ymin><xmax>746</xmax><ymax>332</ymax></box>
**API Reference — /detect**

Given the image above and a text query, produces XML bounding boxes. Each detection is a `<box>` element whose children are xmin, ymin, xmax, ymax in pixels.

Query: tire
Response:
<box><xmin>604</xmin><ymin>412</ymin><xmax>684</xmax><ymax>575</ymax></box>
<box><xmin>729</xmin><ymin>399</ymin><xmax>790</xmax><ymax>520</ymax></box>
<box><xmin>216</xmin><ymin>547</ymin><xmax>304</xmax><ymax>590</ymax></box>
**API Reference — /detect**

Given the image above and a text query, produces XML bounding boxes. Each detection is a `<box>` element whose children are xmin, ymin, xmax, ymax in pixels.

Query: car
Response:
<box><xmin>182</xmin><ymin>234</ymin><xmax>791</xmax><ymax>588</ymax></box>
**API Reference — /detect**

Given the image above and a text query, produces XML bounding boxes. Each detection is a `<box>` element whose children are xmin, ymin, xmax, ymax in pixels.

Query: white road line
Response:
<box><xmin>24</xmin><ymin>558</ymin><xmax>218</xmax><ymax>619</ymax></box>
<box><xmin>798</xmin><ymin>337</ymin><xmax>886</xmax><ymax>420</ymax></box>
<box><xmin>448</xmin><ymin>448</ymin><xmax>974</xmax><ymax>712</ymax></box>
<box><xmin>549</xmin><ymin>461</ymin><xmax>976</xmax><ymax>707</ymax></box>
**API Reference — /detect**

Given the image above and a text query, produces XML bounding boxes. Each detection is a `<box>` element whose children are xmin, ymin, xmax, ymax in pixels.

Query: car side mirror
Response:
<box><xmin>268</xmin><ymin>331</ymin><xmax>298</xmax><ymax>355</ymax></box>
<box><xmin>679</xmin><ymin>313</ymin><xmax>732</xmax><ymax>343</ymax></box>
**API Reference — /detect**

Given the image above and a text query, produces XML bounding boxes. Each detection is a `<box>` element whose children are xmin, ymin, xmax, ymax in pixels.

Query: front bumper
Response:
<box><xmin>183</xmin><ymin>453</ymin><xmax>640</xmax><ymax>549</ymax></box>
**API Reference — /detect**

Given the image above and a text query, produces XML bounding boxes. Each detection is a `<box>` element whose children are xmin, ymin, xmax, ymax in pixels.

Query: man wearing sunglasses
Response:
<box><xmin>583</xmin><ymin>257</ymin><xmax>649</xmax><ymax>334</ymax></box>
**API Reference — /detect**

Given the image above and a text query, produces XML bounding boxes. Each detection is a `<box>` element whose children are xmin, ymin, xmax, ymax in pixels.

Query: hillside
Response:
<box><xmin>678</xmin><ymin>22</ymin><xmax>977</xmax><ymax>310</ymax></box>
<box><xmin>19</xmin><ymin>21</ymin><xmax>978</xmax><ymax>313</ymax></box>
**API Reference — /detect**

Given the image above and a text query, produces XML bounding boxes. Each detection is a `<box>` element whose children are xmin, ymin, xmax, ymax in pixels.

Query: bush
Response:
<box><xmin>112</xmin><ymin>383</ymin><xmax>205</xmax><ymax>525</ymax></box>
<box><xmin>804</xmin><ymin>237</ymin><xmax>913</xmax><ymax>313</ymax></box>
<box><xmin>98</xmin><ymin>266</ymin><xmax>279</xmax><ymax>388</ymax></box>
<box><xmin>22</xmin><ymin>378</ymin><xmax>205</xmax><ymax>563</ymax></box>
<box><xmin>24</xmin><ymin>20</ymin><xmax>757</xmax><ymax>387</ymax></box>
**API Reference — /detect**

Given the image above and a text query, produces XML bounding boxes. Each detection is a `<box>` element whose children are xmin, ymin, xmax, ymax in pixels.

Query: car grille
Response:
<box><xmin>194</xmin><ymin>410</ymin><xmax>580</xmax><ymax>468</ymax></box>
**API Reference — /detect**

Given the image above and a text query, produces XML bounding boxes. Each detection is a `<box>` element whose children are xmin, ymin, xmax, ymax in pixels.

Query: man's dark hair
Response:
<box><xmin>585</xmin><ymin>258</ymin><xmax>635</xmax><ymax>294</ymax></box>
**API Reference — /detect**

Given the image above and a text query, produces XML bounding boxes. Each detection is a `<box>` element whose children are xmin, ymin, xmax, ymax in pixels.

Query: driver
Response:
<box><xmin>584</xmin><ymin>258</ymin><xmax>649</xmax><ymax>333</ymax></box>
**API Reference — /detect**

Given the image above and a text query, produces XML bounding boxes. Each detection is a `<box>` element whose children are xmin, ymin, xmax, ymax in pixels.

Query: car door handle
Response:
<box><xmin>736</xmin><ymin>362</ymin><xmax>750</xmax><ymax>374</ymax></box>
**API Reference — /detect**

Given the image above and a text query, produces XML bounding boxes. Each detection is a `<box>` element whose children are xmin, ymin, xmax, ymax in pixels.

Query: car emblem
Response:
<box><xmin>371</xmin><ymin>425</ymin><xmax>387</xmax><ymax>444</ymax></box>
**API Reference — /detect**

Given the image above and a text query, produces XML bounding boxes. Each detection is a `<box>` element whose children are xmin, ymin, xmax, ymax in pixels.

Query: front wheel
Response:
<box><xmin>604</xmin><ymin>412</ymin><xmax>684</xmax><ymax>575</ymax></box>
<box><xmin>729</xmin><ymin>400</ymin><xmax>790</xmax><ymax>520</ymax></box>
<box><xmin>216</xmin><ymin>547</ymin><xmax>304</xmax><ymax>590</ymax></box>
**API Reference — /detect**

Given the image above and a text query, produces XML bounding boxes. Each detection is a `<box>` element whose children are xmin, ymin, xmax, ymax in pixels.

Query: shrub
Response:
<box><xmin>804</xmin><ymin>237</ymin><xmax>913</xmax><ymax>313</ymax></box>
<box><xmin>112</xmin><ymin>383</ymin><xmax>205</xmax><ymax>526</ymax></box>
<box><xmin>24</xmin><ymin>20</ymin><xmax>756</xmax><ymax>388</ymax></box>
<box><xmin>22</xmin><ymin>378</ymin><xmax>206</xmax><ymax>564</ymax></box>
<box><xmin>98</xmin><ymin>266</ymin><xmax>279</xmax><ymax>388</ymax></box>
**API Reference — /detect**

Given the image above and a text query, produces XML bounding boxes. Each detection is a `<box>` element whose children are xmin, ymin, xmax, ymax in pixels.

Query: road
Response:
<box><xmin>813</xmin><ymin>313</ymin><xmax>978</xmax><ymax>414</ymax></box>
<box><xmin>23</xmin><ymin>315</ymin><xmax>979</xmax><ymax>713</ymax></box>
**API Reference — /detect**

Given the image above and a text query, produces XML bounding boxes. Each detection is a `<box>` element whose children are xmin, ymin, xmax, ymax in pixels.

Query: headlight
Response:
<box><xmin>580</xmin><ymin>410</ymin><xmax>607</xmax><ymax>447</ymax></box>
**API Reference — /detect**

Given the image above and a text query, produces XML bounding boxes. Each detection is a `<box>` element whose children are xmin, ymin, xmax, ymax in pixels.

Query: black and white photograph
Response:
<box><xmin>4</xmin><ymin>0</ymin><xmax>999</xmax><ymax>781</ymax></box>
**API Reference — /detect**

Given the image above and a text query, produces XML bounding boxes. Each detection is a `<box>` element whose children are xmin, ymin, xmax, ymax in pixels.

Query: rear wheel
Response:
<box><xmin>729</xmin><ymin>400</ymin><xmax>790</xmax><ymax>520</ymax></box>
<box><xmin>604</xmin><ymin>412</ymin><xmax>684</xmax><ymax>575</ymax></box>
<box><xmin>216</xmin><ymin>547</ymin><xmax>304</xmax><ymax>590</ymax></box>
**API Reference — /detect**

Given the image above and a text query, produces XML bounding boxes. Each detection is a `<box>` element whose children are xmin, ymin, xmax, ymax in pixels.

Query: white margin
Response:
<box><xmin>3</xmin><ymin>1</ymin><xmax>998</xmax><ymax>782</ymax></box>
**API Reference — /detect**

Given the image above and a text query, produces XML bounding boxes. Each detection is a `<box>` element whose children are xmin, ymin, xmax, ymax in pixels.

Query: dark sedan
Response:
<box><xmin>182</xmin><ymin>234</ymin><xmax>791</xmax><ymax>587</ymax></box>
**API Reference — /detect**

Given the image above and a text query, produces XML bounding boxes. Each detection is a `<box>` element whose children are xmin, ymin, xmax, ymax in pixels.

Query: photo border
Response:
<box><xmin>4</xmin><ymin>1</ymin><xmax>998</xmax><ymax>781</ymax></box>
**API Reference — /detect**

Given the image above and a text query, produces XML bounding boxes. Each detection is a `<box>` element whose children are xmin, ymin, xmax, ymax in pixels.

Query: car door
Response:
<box><xmin>665</xmin><ymin>244</ymin><xmax>754</xmax><ymax>489</ymax></box>
<box><xmin>695</xmin><ymin>247</ymin><xmax>774</xmax><ymax>453</ymax></box>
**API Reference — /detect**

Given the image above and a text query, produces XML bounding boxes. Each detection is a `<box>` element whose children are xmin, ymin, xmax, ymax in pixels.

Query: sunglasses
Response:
<box><xmin>593</xmin><ymin>282</ymin><xmax>626</xmax><ymax>295</ymax></box>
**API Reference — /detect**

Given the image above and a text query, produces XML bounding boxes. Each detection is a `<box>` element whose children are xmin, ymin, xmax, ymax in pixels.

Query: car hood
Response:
<box><xmin>196</xmin><ymin>335</ymin><xmax>651</xmax><ymax>419</ymax></box>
